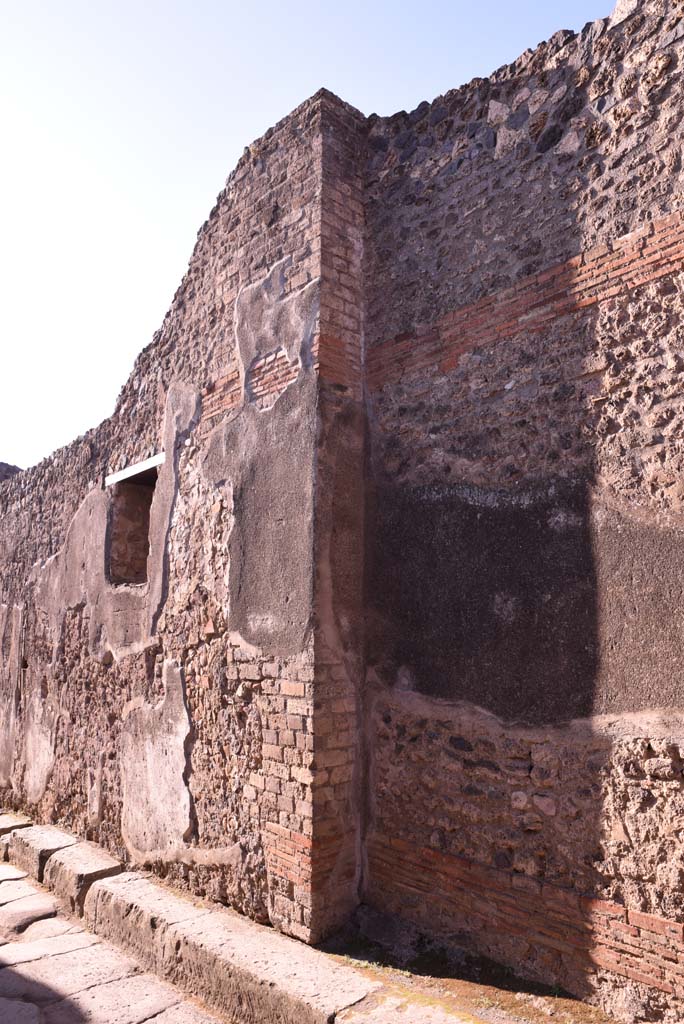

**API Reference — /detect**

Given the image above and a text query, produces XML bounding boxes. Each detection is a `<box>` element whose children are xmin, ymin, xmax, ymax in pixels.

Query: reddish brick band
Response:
<box><xmin>367</xmin><ymin>209</ymin><xmax>684</xmax><ymax>391</ymax></box>
<box><xmin>367</xmin><ymin>834</ymin><xmax>684</xmax><ymax>998</ymax></box>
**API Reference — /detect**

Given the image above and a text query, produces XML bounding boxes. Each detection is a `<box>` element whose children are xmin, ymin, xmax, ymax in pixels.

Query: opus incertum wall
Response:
<box><xmin>3</xmin><ymin>1</ymin><xmax>684</xmax><ymax>1019</ymax></box>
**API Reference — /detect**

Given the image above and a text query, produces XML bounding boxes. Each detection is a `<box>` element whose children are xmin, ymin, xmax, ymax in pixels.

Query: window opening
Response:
<box><xmin>105</xmin><ymin>456</ymin><xmax>163</xmax><ymax>585</ymax></box>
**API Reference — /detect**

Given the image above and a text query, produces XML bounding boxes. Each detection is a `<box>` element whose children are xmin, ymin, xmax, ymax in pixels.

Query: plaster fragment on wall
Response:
<box><xmin>202</xmin><ymin>258</ymin><xmax>320</xmax><ymax>655</ymax></box>
<box><xmin>235</xmin><ymin>256</ymin><xmax>319</xmax><ymax>406</ymax></box>
<box><xmin>120</xmin><ymin>659</ymin><xmax>192</xmax><ymax>862</ymax></box>
<box><xmin>0</xmin><ymin>604</ymin><xmax>22</xmax><ymax>787</ymax></box>
<box><xmin>23</xmin><ymin>689</ymin><xmax>58</xmax><ymax>805</ymax></box>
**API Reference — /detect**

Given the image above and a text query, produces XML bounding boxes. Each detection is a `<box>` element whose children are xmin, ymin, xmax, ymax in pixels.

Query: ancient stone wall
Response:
<box><xmin>363</xmin><ymin>1</ymin><xmax>684</xmax><ymax>1019</ymax></box>
<box><xmin>0</xmin><ymin>91</ymin><xmax>327</xmax><ymax>937</ymax></box>
<box><xmin>3</xmin><ymin>1</ymin><xmax>684</xmax><ymax>1019</ymax></box>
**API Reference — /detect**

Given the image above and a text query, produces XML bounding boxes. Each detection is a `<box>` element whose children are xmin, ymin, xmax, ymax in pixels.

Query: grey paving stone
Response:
<box><xmin>0</xmin><ymin>942</ymin><xmax>136</xmax><ymax>1003</ymax></box>
<box><xmin>21</xmin><ymin>917</ymin><xmax>76</xmax><ymax>941</ymax></box>
<box><xmin>43</xmin><ymin>973</ymin><xmax>181</xmax><ymax>1024</ymax></box>
<box><xmin>0</xmin><ymin>995</ymin><xmax>42</xmax><ymax>1024</ymax></box>
<box><xmin>0</xmin><ymin>864</ymin><xmax>28</xmax><ymax>882</ymax></box>
<box><xmin>0</xmin><ymin>814</ymin><xmax>32</xmax><ymax>838</ymax></box>
<box><xmin>0</xmin><ymin>880</ymin><xmax>40</xmax><ymax>907</ymax></box>
<box><xmin>0</xmin><ymin>893</ymin><xmax>58</xmax><ymax>937</ymax></box>
<box><xmin>0</xmin><ymin>927</ymin><xmax>98</xmax><ymax>966</ymax></box>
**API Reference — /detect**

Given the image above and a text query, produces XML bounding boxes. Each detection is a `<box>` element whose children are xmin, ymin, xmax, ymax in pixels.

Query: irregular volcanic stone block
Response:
<box><xmin>0</xmin><ymin>893</ymin><xmax>57</xmax><ymax>938</ymax></box>
<box><xmin>0</xmin><ymin>925</ymin><xmax>98</xmax><ymax>966</ymax></box>
<box><xmin>0</xmin><ymin>997</ymin><xmax>40</xmax><ymax>1024</ymax></box>
<box><xmin>43</xmin><ymin>840</ymin><xmax>122</xmax><ymax>913</ymax></box>
<box><xmin>8</xmin><ymin>826</ymin><xmax>78</xmax><ymax>881</ymax></box>
<box><xmin>0</xmin><ymin>879</ymin><xmax>38</xmax><ymax>906</ymax></box>
<box><xmin>42</xmin><ymin>973</ymin><xmax>182</xmax><ymax>1024</ymax></box>
<box><xmin>0</xmin><ymin>941</ymin><xmax>136</xmax><ymax>1004</ymax></box>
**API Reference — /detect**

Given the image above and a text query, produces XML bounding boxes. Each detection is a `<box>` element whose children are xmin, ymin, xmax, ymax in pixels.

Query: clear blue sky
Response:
<box><xmin>1</xmin><ymin>0</ymin><xmax>609</xmax><ymax>469</ymax></box>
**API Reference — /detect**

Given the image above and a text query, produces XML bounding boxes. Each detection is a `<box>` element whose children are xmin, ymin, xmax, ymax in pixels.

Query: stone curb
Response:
<box><xmin>7</xmin><ymin>824</ymin><xmax>79</xmax><ymax>881</ymax></box>
<box><xmin>0</xmin><ymin>814</ymin><xmax>384</xmax><ymax>1024</ymax></box>
<box><xmin>44</xmin><ymin>837</ymin><xmax>123</xmax><ymax>914</ymax></box>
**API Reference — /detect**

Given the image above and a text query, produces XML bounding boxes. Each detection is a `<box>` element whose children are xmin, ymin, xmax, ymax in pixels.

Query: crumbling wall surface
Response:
<box><xmin>0</xmin><ymin>92</ymin><xmax>328</xmax><ymax>931</ymax></box>
<box><xmin>363</xmin><ymin>1</ymin><xmax>684</xmax><ymax>1018</ymax></box>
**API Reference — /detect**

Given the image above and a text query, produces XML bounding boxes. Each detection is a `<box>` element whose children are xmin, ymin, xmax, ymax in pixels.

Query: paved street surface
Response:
<box><xmin>0</xmin><ymin>863</ymin><xmax>222</xmax><ymax>1024</ymax></box>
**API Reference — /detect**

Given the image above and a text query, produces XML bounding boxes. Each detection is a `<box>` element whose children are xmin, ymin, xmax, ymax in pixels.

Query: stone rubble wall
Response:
<box><xmin>2</xmin><ymin>0</ymin><xmax>684</xmax><ymax>1019</ymax></box>
<box><xmin>362</xmin><ymin>1</ymin><xmax>684</xmax><ymax>1019</ymax></box>
<box><xmin>0</xmin><ymin>91</ymin><xmax>327</xmax><ymax>938</ymax></box>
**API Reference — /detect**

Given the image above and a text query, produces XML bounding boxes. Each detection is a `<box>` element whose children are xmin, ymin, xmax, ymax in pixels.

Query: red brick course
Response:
<box><xmin>367</xmin><ymin>210</ymin><xmax>684</xmax><ymax>392</ymax></box>
<box><xmin>367</xmin><ymin>833</ymin><xmax>684</xmax><ymax>998</ymax></box>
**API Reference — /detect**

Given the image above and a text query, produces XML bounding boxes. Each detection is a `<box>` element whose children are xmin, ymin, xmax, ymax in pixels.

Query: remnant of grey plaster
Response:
<box><xmin>23</xmin><ymin>690</ymin><xmax>58</xmax><ymax>805</ymax></box>
<box><xmin>120</xmin><ymin>659</ymin><xmax>242</xmax><ymax>868</ymax></box>
<box><xmin>34</xmin><ymin>384</ymin><xmax>200</xmax><ymax>662</ymax></box>
<box><xmin>0</xmin><ymin>604</ymin><xmax>22</xmax><ymax>788</ymax></box>
<box><xmin>87</xmin><ymin>753</ymin><xmax>105</xmax><ymax>827</ymax></box>
<box><xmin>203</xmin><ymin>260</ymin><xmax>320</xmax><ymax>656</ymax></box>
<box><xmin>149</xmin><ymin>384</ymin><xmax>201</xmax><ymax>635</ymax></box>
<box><xmin>234</xmin><ymin>257</ymin><xmax>319</xmax><ymax>404</ymax></box>
<box><xmin>120</xmin><ymin>659</ymin><xmax>193</xmax><ymax>861</ymax></box>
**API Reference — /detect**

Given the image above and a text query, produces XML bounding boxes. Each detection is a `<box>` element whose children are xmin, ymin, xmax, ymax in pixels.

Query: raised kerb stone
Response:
<box><xmin>43</xmin><ymin>841</ymin><xmax>123</xmax><ymax>914</ymax></box>
<box><xmin>8</xmin><ymin>825</ymin><xmax>79</xmax><ymax>882</ymax></box>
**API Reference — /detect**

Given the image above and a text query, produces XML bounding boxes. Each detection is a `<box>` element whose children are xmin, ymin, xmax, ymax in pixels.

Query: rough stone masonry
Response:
<box><xmin>2</xmin><ymin>0</ymin><xmax>684</xmax><ymax>1019</ymax></box>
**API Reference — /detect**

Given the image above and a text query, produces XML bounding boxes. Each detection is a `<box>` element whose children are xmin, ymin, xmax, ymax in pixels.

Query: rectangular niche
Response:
<box><xmin>105</xmin><ymin>454</ymin><xmax>164</xmax><ymax>586</ymax></box>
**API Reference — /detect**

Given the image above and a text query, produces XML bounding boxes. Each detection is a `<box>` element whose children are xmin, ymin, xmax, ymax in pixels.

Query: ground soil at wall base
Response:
<box><xmin>328</xmin><ymin>937</ymin><xmax>617</xmax><ymax>1024</ymax></box>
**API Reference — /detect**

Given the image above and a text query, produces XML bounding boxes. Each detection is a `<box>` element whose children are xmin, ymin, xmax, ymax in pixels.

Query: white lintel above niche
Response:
<box><xmin>105</xmin><ymin>452</ymin><xmax>165</xmax><ymax>488</ymax></box>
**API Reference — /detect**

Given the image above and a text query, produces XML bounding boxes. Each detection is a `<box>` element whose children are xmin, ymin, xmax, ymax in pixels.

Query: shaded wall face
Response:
<box><xmin>363</xmin><ymin>3</ymin><xmax>684</xmax><ymax>1017</ymax></box>
<box><xmin>369</xmin><ymin>480</ymin><xmax>596</xmax><ymax>724</ymax></box>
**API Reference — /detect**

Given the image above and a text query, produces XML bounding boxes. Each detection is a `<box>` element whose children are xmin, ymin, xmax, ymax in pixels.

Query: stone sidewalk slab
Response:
<box><xmin>339</xmin><ymin>992</ymin><xmax>480</xmax><ymax>1023</ymax></box>
<box><xmin>83</xmin><ymin>872</ymin><xmax>214</xmax><ymax>974</ymax></box>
